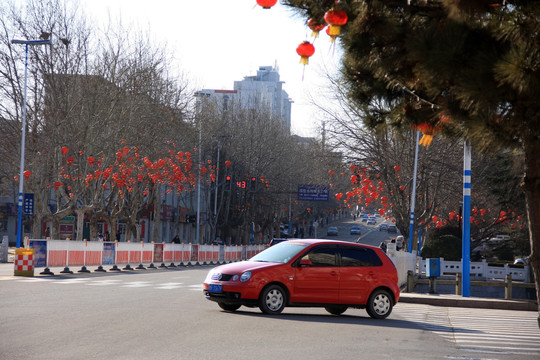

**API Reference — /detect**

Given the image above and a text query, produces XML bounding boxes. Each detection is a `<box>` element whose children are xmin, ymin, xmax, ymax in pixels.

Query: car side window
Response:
<box><xmin>340</xmin><ymin>246</ymin><xmax>383</xmax><ymax>267</ymax></box>
<box><xmin>300</xmin><ymin>246</ymin><xmax>338</xmax><ymax>267</ymax></box>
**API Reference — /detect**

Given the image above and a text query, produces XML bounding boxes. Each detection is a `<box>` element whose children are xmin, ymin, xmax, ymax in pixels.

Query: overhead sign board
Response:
<box><xmin>297</xmin><ymin>184</ymin><xmax>329</xmax><ymax>201</ymax></box>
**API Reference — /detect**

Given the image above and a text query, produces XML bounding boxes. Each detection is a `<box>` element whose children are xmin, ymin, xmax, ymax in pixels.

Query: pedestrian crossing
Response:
<box><xmin>395</xmin><ymin>303</ymin><xmax>540</xmax><ymax>357</ymax></box>
<box><xmin>1</xmin><ymin>275</ymin><xmax>203</xmax><ymax>291</ymax></box>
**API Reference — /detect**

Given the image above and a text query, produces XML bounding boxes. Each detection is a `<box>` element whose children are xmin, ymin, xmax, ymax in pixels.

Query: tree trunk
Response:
<box><xmin>152</xmin><ymin>196</ymin><xmax>161</xmax><ymax>243</ymax></box>
<box><xmin>75</xmin><ymin>209</ymin><xmax>85</xmax><ymax>240</ymax></box>
<box><xmin>521</xmin><ymin>137</ymin><xmax>540</xmax><ymax>329</ymax></box>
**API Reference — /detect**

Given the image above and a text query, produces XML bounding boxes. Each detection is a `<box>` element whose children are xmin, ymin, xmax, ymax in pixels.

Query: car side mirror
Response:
<box><xmin>299</xmin><ymin>259</ymin><xmax>312</xmax><ymax>267</ymax></box>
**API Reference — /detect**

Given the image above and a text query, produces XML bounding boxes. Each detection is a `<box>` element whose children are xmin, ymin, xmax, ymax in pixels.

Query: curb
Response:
<box><xmin>399</xmin><ymin>292</ymin><xmax>537</xmax><ymax>311</ymax></box>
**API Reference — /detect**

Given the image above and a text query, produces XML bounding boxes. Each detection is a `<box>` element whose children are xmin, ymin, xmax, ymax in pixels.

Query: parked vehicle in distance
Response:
<box><xmin>367</xmin><ymin>218</ymin><xmax>376</xmax><ymax>225</ymax></box>
<box><xmin>327</xmin><ymin>226</ymin><xmax>338</xmax><ymax>236</ymax></box>
<box><xmin>379</xmin><ymin>223</ymin><xmax>388</xmax><ymax>231</ymax></box>
<box><xmin>350</xmin><ymin>225</ymin><xmax>362</xmax><ymax>235</ymax></box>
<box><xmin>395</xmin><ymin>235</ymin><xmax>404</xmax><ymax>250</ymax></box>
<box><xmin>203</xmin><ymin>239</ymin><xmax>400</xmax><ymax>319</ymax></box>
<box><xmin>387</xmin><ymin>225</ymin><xmax>397</xmax><ymax>233</ymax></box>
<box><xmin>361</xmin><ymin>216</ymin><xmax>368</xmax><ymax>222</ymax></box>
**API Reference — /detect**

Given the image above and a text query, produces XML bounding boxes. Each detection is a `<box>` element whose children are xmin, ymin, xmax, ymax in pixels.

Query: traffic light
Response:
<box><xmin>185</xmin><ymin>214</ymin><xmax>190</xmax><ymax>223</ymax></box>
<box><xmin>225</xmin><ymin>175</ymin><xmax>231</xmax><ymax>190</ymax></box>
<box><xmin>250</xmin><ymin>176</ymin><xmax>257</xmax><ymax>192</ymax></box>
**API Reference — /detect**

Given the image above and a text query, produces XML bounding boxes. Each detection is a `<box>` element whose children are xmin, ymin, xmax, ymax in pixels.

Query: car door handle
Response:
<box><xmin>368</xmin><ymin>271</ymin><xmax>375</xmax><ymax>276</ymax></box>
<box><xmin>330</xmin><ymin>271</ymin><xmax>338</xmax><ymax>276</ymax></box>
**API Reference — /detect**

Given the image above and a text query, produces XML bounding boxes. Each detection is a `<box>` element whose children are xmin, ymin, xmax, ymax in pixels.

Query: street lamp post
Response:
<box><xmin>11</xmin><ymin>39</ymin><xmax>51</xmax><ymax>248</ymax></box>
<box><xmin>408</xmin><ymin>131</ymin><xmax>420</xmax><ymax>253</ymax></box>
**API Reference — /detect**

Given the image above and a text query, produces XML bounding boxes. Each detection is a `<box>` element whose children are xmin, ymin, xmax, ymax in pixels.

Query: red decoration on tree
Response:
<box><xmin>66</xmin><ymin>157</ymin><xmax>75</xmax><ymax>166</ymax></box>
<box><xmin>61</xmin><ymin>146</ymin><xmax>69</xmax><ymax>157</ymax></box>
<box><xmin>87</xmin><ymin>156</ymin><xmax>95</xmax><ymax>166</ymax></box>
<box><xmin>23</xmin><ymin>170</ymin><xmax>31</xmax><ymax>180</ymax></box>
<box><xmin>296</xmin><ymin>41</ymin><xmax>315</xmax><ymax>65</ymax></box>
<box><xmin>53</xmin><ymin>181</ymin><xmax>63</xmax><ymax>190</ymax></box>
<box><xmin>308</xmin><ymin>18</ymin><xmax>326</xmax><ymax>38</ymax></box>
<box><xmin>324</xmin><ymin>9</ymin><xmax>348</xmax><ymax>36</ymax></box>
<box><xmin>394</xmin><ymin>165</ymin><xmax>401</xmax><ymax>173</ymax></box>
<box><xmin>256</xmin><ymin>0</ymin><xmax>277</xmax><ymax>9</ymax></box>
<box><xmin>225</xmin><ymin>160</ymin><xmax>231</xmax><ymax>168</ymax></box>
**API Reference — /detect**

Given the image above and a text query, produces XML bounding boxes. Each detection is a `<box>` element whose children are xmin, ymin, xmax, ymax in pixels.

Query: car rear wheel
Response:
<box><xmin>325</xmin><ymin>305</ymin><xmax>348</xmax><ymax>315</ymax></box>
<box><xmin>218</xmin><ymin>303</ymin><xmax>241</xmax><ymax>312</ymax></box>
<box><xmin>366</xmin><ymin>289</ymin><xmax>393</xmax><ymax>319</ymax></box>
<box><xmin>259</xmin><ymin>284</ymin><xmax>287</xmax><ymax>315</ymax></box>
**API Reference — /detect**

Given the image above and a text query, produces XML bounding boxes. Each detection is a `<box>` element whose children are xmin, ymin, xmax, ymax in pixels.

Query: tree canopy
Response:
<box><xmin>284</xmin><ymin>0</ymin><xmax>540</xmax><ymax>325</ymax></box>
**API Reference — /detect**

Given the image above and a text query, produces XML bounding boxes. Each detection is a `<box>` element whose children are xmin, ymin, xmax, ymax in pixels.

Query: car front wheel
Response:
<box><xmin>366</xmin><ymin>289</ymin><xmax>393</xmax><ymax>319</ymax></box>
<box><xmin>259</xmin><ymin>284</ymin><xmax>287</xmax><ymax>315</ymax></box>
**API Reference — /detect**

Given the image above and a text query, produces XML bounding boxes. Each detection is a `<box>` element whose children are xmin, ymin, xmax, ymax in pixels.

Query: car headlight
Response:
<box><xmin>240</xmin><ymin>271</ymin><xmax>252</xmax><ymax>282</ymax></box>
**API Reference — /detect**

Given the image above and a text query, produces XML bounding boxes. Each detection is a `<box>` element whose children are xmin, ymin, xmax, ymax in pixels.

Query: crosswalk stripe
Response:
<box><xmin>396</xmin><ymin>303</ymin><xmax>540</xmax><ymax>356</ymax></box>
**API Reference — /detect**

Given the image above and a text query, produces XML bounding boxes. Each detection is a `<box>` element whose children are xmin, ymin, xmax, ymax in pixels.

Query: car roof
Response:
<box><xmin>286</xmin><ymin>239</ymin><xmax>378</xmax><ymax>250</ymax></box>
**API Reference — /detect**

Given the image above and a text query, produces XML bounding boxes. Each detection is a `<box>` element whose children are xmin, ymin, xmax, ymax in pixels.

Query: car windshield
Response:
<box><xmin>250</xmin><ymin>241</ymin><xmax>309</xmax><ymax>264</ymax></box>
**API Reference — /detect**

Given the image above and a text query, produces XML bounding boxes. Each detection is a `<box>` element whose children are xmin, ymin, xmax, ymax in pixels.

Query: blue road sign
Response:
<box><xmin>297</xmin><ymin>185</ymin><xmax>329</xmax><ymax>201</ymax></box>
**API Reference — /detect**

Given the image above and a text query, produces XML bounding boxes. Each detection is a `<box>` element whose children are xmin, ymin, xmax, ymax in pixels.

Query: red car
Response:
<box><xmin>203</xmin><ymin>239</ymin><xmax>400</xmax><ymax>319</ymax></box>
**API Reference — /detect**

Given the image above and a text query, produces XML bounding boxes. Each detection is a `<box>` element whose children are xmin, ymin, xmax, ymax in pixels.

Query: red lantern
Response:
<box><xmin>256</xmin><ymin>0</ymin><xmax>277</xmax><ymax>9</ymax></box>
<box><xmin>307</xmin><ymin>18</ymin><xmax>326</xmax><ymax>38</ymax></box>
<box><xmin>61</xmin><ymin>146</ymin><xmax>69</xmax><ymax>157</ymax></box>
<box><xmin>23</xmin><ymin>170</ymin><xmax>31</xmax><ymax>180</ymax></box>
<box><xmin>87</xmin><ymin>156</ymin><xmax>95</xmax><ymax>166</ymax></box>
<box><xmin>412</xmin><ymin>123</ymin><xmax>441</xmax><ymax>146</ymax></box>
<box><xmin>326</xmin><ymin>26</ymin><xmax>337</xmax><ymax>43</ymax></box>
<box><xmin>296</xmin><ymin>41</ymin><xmax>315</xmax><ymax>65</ymax></box>
<box><xmin>53</xmin><ymin>181</ymin><xmax>63</xmax><ymax>190</ymax></box>
<box><xmin>66</xmin><ymin>156</ymin><xmax>75</xmax><ymax>166</ymax></box>
<box><xmin>324</xmin><ymin>9</ymin><xmax>348</xmax><ymax>36</ymax></box>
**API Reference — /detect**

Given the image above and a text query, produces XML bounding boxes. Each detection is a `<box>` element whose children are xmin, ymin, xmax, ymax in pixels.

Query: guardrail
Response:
<box><xmin>25</xmin><ymin>238</ymin><xmax>266</xmax><ymax>275</ymax></box>
<box><xmin>406</xmin><ymin>271</ymin><xmax>536</xmax><ymax>301</ymax></box>
<box><xmin>417</xmin><ymin>257</ymin><xmax>529</xmax><ymax>281</ymax></box>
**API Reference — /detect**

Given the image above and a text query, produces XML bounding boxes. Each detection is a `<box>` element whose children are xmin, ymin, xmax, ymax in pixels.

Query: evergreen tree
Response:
<box><xmin>285</xmin><ymin>0</ymin><xmax>540</xmax><ymax>326</ymax></box>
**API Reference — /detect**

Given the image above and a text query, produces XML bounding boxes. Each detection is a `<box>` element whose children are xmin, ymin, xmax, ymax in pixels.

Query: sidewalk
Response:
<box><xmin>1</xmin><ymin>259</ymin><xmax>536</xmax><ymax>311</ymax></box>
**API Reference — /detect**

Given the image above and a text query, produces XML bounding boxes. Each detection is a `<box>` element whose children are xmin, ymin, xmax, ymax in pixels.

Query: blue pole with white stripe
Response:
<box><xmin>462</xmin><ymin>141</ymin><xmax>472</xmax><ymax>297</ymax></box>
<box><xmin>408</xmin><ymin>131</ymin><xmax>420</xmax><ymax>253</ymax></box>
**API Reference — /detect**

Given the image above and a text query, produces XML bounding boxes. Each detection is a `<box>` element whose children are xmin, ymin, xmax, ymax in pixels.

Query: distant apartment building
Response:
<box><xmin>198</xmin><ymin>65</ymin><xmax>293</xmax><ymax>131</ymax></box>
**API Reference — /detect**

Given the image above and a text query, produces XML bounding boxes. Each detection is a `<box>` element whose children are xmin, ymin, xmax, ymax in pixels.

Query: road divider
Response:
<box><xmin>19</xmin><ymin>238</ymin><xmax>265</xmax><ymax>276</ymax></box>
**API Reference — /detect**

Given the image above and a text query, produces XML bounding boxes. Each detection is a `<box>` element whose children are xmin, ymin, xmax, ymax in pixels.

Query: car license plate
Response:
<box><xmin>209</xmin><ymin>284</ymin><xmax>222</xmax><ymax>293</ymax></box>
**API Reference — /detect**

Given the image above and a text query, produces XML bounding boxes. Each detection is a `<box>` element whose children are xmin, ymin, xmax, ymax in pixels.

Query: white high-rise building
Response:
<box><xmin>198</xmin><ymin>65</ymin><xmax>292</xmax><ymax>131</ymax></box>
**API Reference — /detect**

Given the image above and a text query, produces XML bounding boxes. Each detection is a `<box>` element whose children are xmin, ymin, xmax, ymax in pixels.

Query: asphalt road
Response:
<box><xmin>2</xmin><ymin>265</ymin><xmax>538</xmax><ymax>360</ymax></box>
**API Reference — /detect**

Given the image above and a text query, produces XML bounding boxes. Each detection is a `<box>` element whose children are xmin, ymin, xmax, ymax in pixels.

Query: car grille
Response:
<box><xmin>211</xmin><ymin>273</ymin><xmax>233</xmax><ymax>281</ymax></box>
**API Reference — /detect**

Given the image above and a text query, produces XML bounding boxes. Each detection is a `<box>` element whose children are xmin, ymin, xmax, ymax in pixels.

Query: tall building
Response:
<box><xmin>198</xmin><ymin>65</ymin><xmax>293</xmax><ymax>131</ymax></box>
